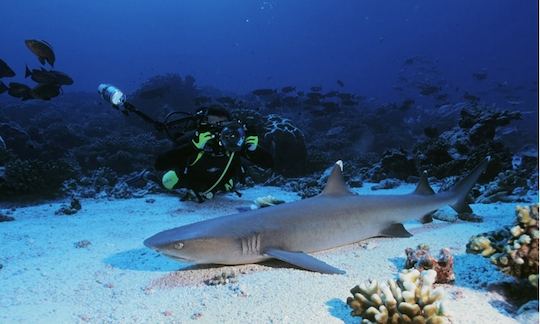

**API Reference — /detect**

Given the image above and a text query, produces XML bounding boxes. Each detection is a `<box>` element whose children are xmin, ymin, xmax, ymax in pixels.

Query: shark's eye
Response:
<box><xmin>174</xmin><ymin>242</ymin><xmax>184</xmax><ymax>250</ymax></box>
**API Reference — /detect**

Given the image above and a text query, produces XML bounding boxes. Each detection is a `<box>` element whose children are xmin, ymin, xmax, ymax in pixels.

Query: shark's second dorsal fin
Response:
<box><xmin>414</xmin><ymin>171</ymin><xmax>435</xmax><ymax>195</ymax></box>
<box><xmin>322</xmin><ymin>160</ymin><xmax>353</xmax><ymax>196</ymax></box>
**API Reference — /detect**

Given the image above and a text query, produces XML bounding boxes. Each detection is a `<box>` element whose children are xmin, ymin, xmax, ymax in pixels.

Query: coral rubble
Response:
<box><xmin>346</xmin><ymin>269</ymin><xmax>449</xmax><ymax>323</ymax></box>
<box><xmin>404</xmin><ymin>245</ymin><xmax>455</xmax><ymax>284</ymax></box>
<box><xmin>467</xmin><ymin>204</ymin><xmax>539</xmax><ymax>286</ymax></box>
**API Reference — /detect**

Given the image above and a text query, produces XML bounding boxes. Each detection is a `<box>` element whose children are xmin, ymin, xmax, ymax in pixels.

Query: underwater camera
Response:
<box><xmin>97</xmin><ymin>83</ymin><xmax>247</xmax><ymax>151</ymax></box>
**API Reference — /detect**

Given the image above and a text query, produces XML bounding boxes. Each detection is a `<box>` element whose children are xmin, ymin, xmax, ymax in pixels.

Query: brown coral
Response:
<box><xmin>466</xmin><ymin>204</ymin><xmax>539</xmax><ymax>286</ymax></box>
<box><xmin>346</xmin><ymin>269</ymin><xmax>449</xmax><ymax>324</ymax></box>
<box><xmin>404</xmin><ymin>244</ymin><xmax>455</xmax><ymax>284</ymax></box>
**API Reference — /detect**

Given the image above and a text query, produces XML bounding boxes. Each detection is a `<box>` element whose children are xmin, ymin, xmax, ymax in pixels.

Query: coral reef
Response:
<box><xmin>252</xmin><ymin>195</ymin><xmax>285</xmax><ymax>209</ymax></box>
<box><xmin>204</xmin><ymin>272</ymin><xmax>238</xmax><ymax>286</ymax></box>
<box><xmin>55</xmin><ymin>198</ymin><xmax>82</xmax><ymax>215</ymax></box>
<box><xmin>404</xmin><ymin>245</ymin><xmax>455</xmax><ymax>284</ymax></box>
<box><xmin>0</xmin><ymin>214</ymin><xmax>15</xmax><ymax>222</ymax></box>
<box><xmin>467</xmin><ymin>204</ymin><xmax>539</xmax><ymax>286</ymax></box>
<box><xmin>346</xmin><ymin>269</ymin><xmax>449</xmax><ymax>323</ymax></box>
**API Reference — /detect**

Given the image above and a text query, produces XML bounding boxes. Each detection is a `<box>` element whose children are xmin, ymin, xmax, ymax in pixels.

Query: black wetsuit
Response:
<box><xmin>155</xmin><ymin>130</ymin><xmax>273</xmax><ymax>198</ymax></box>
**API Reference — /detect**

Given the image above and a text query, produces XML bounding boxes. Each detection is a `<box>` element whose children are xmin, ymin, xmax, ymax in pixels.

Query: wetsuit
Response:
<box><xmin>155</xmin><ymin>129</ymin><xmax>273</xmax><ymax>200</ymax></box>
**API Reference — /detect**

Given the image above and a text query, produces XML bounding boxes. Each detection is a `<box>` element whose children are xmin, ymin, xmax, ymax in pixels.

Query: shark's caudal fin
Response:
<box><xmin>447</xmin><ymin>157</ymin><xmax>490</xmax><ymax>213</ymax></box>
<box><xmin>321</xmin><ymin>160</ymin><xmax>354</xmax><ymax>196</ymax></box>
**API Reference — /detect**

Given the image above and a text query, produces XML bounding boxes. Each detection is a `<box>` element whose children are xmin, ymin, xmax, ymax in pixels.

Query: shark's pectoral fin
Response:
<box><xmin>379</xmin><ymin>223</ymin><xmax>413</xmax><ymax>238</ymax></box>
<box><xmin>264</xmin><ymin>248</ymin><xmax>345</xmax><ymax>274</ymax></box>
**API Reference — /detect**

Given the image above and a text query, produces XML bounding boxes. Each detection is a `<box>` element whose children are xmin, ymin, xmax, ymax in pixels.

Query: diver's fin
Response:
<box><xmin>322</xmin><ymin>160</ymin><xmax>353</xmax><ymax>196</ymax></box>
<box><xmin>24</xmin><ymin>65</ymin><xmax>31</xmax><ymax>78</ymax></box>
<box><xmin>448</xmin><ymin>157</ymin><xmax>490</xmax><ymax>214</ymax></box>
<box><xmin>414</xmin><ymin>171</ymin><xmax>435</xmax><ymax>195</ymax></box>
<box><xmin>38</xmin><ymin>57</ymin><xmax>46</xmax><ymax>65</ymax></box>
<box><xmin>264</xmin><ymin>248</ymin><xmax>345</xmax><ymax>274</ymax></box>
<box><xmin>379</xmin><ymin>223</ymin><xmax>413</xmax><ymax>238</ymax></box>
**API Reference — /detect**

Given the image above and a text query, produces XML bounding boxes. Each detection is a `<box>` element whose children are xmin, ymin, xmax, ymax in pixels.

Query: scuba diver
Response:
<box><xmin>98</xmin><ymin>84</ymin><xmax>273</xmax><ymax>202</ymax></box>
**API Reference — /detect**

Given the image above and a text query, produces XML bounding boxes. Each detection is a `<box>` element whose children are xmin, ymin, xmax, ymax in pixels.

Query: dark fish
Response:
<box><xmin>310</xmin><ymin>86</ymin><xmax>322</xmax><ymax>92</ymax></box>
<box><xmin>8</xmin><ymin>82</ymin><xmax>33</xmax><ymax>100</ymax></box>
<box><xmin>194</xmin><ymin>96</ymin><xmax>211</xmax><ymax>105</ymax></box>
<box><xmin>463</xmin><ymin>92</ymin><xmax>479</xmax><ymax>103</ymax></box>
<box><xmin>472</xmin><ymin>72</ymin><xmax>487</xmax><ymax>81</ymax></box>
<box><xmin>25</xmin><ymin>39</ymin><xmax>56</xmax><ymax>67</ymax></box>
<box><xmin>32</xmin><ymin>83</ymin><xmax>62</xmax><ymax>100</ymax></box>
<box><xmin>324</xmin><ymin>91</ymin><xmax>338</xmax><ymax>98</ymax></box>
<box><xmin>0</xmin><ymin>59</ymin><xmax>15</xmax><ymax>78</ymax></box>
<box><xmin>322</xmin><ymin>102</ymin><xmax>338</xmax><ymax>109</ymax></box>
<box><xmin>252</xmin><ymin>88</ymin><xmax>275</xmax><ymax>96</ymax></box>
<box><xmin>399</xmin><ymin>99</ymin><xmax>415</xmax><ymax>110</ymax></box>
<box><xmin>418</xmin><ymin>84</ymin><xmax>440</xmax><ymax>96</ymax></box>
<box><xmin>281</xmin><ymin>86</ymin><xmax>295</xmax><ymax>93</ymax></box>
<box><xmin>338</xmin><ymin>93</ymin><xmax>353</xmax><ymax>101</ymax></box>
<box><xmin>336</xmin><ymin>80</ymin><xmax>344</xmax><ymax>87</ymax></box>
<box><xmin>216</xmin><ymin>96</ymin><xmax>236</xmax><ymax>105</ymax></box>
<box><xmin>436</xmin><ymin>94</ymin><xmax>448</xmax><ymax>102</ymax></box>
<box><xmin>138</xmin><ymin>86</ymin><xmax>170</xmax><ymax>99</ymax></box>
<box><xmin>0</xmin><ymin>82</ymin><xmax>7</xmax><ymax>94</ymax></box>
<box><xmin>48</xmin><ymin>70</ymin><xmax>73</xmax><ymax>85</ymax></box>
<box><xmin>307</xmin><ymin>92</ymin><xmax>323</xmax><ymax>100</ymax></box>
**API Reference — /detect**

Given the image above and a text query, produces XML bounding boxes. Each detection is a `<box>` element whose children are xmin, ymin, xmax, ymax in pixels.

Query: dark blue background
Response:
<box><xmin>1</xmin><ymin>0</ymin><xmax>537</xmax><ymax>106</ymax></box>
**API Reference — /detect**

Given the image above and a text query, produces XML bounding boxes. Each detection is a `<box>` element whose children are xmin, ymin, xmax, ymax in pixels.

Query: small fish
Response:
<box><xmin>25</xmin><ymin>39</ymin><xmax>56</xmax><ymax>67</ymax></box>
<box><xmin>25</xmin><ymin>66</ymin><xmax>74</xmax><ymax>86</ymax></box>
<box><xmin>8</xmin><ymin>82</ymin><xmax>33</xmax><ymax>100</ymax></box>
<box><xmin>216</xmin><ymin>96</ymin><xmax>236</xmax><ymax>105</ymax></box>
<box><xmin>0</xmin><ymin>59</ymin><xmax>15</xmax><ymax>78</ymax></box>
<box><xmin>32</xmin><ymin>83</ymin><xmax>62</xmax><ymax>100</ymax></box>
<box><xmin>252</xmin><ymin>88</ymin><xmax>275</xmax><ymax>96</ymax></box>
<box><xmin>281</xmin><ymin>86</ymin><xmax>295</xmax><ymax>93</ymax></box>
<box><xmin>0</xmin><ymin>81</ymin><xmax>7</xmax><ymax>94</ymax></box>
<box><xmin>336</xmin><ymin>80</ymin><xmax>344</xmax><ymax>87</ymax></box>
<box><xmin>463</xmin><ymin>92</ymin><xmax>479</xmax><ymax>103</ymax></box>
<box><xmin>472</xmin><ymin>72</ymin><xmax>487</xmax><ymax>81</ymax></box>
<box><xmin>194</xmin><ymin>96</ymin><xmax>211</xmax><ymax>105</ymax></box>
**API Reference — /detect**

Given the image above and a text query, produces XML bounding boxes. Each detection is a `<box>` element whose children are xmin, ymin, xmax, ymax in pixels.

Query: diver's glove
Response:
<box><xmin>245</xmin><ymin>135</ymin><xmax>259</xmax><ymax>152</ymax></box>
<box><xmin>162</xmin><ymin>170</ymin><xmax>179</xmax><ymax>190</ymax></box>
<box><xmin>192</xmin><ymin>131</ymin><xmax>214</xmax><ymax>150</ymax></box>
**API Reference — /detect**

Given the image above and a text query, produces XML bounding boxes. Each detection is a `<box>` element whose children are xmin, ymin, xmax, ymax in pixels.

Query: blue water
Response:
<box><xmin>1</xmin><ymin>0</ymin><xmax>537</xmax><ymax>106</ymax></box>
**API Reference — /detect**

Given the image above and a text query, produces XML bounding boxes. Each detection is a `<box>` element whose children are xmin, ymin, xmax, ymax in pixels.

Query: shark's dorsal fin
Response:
<box><xmin>322</xmin><ymin>160</ymin><xmax>353</xmax><ymax>196</ymax></box>
<box><xmin>414</xmin><ymin>171</ymin><xmax>435</xmax><ymax>195</ymax></box>
<box><xmin>264</xmin><ymin>248</ymin><xmax>345</xmax><ymax>274</ymax></box>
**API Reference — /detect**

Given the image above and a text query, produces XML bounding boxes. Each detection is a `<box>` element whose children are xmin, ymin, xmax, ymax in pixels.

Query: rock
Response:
<box><xmin>371</xmin><ymin>178</ymin><xmax>401</xmax><ymax>191</ymax></box>
<box><xmin>0</xmin><ymin>214</ymin><xmax>15</xmax><ymax>222</ymax></box>
<box><xmin>516</xmin><ymin>300</ymin><xmax>539</xmax><ymax>324</ymax></box>
<box><xmin>55</xmin><ymin>198</ymin><xmax>81</xmax><ymax>215</ymax></box>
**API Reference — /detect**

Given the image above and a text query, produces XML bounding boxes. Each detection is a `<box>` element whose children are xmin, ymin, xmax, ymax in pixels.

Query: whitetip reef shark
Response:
<box><xmin>144</xmin><ymin>157</ymin><xmax>489</xmax><ymax>274</ymax></box>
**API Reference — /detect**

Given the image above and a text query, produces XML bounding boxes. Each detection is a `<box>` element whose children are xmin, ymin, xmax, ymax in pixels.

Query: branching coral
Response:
<box><xmin>467</xmin><ymin>204</ymin><xmax>539</xmax><ymax>287</ymax></box>
<box><xmin>404</xmin><ymin>245</ymin><xmax>455</xmax><ymax>284</ymax></box>
<box><xmin>346</xmin><ymin>269</ymin><xmax>449</xmax><ymax>324</ymax></box>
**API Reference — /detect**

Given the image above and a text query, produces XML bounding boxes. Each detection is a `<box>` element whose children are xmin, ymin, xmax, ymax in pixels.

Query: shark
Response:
<box><xmin>144</xmin><ymin>157</ymin><xmax>489</xmax><ymax>274</ymax></box>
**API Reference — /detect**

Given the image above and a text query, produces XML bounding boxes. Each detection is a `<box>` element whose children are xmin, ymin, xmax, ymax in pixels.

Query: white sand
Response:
<box><xmin>0</xmin><ymin>184</ymin><xmax>538</xmax><ymax>323</ymax></box>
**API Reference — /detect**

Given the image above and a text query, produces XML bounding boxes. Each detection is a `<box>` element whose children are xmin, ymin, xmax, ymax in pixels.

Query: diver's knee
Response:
<box><xmin>162</xmin><ymin>170</ymin><xmax>179</xmax><ymax>190</ymax></box>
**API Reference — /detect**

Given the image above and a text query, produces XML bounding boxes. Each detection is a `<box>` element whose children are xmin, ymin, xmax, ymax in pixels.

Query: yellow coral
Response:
<box><xmin>467</xmin><ymin>204</ymin><xmax>539</xmax><ymax>282</ymax></box>
<box><xmin>346</xmin><ymin>269</ymin><xmax>449</xmax><ymax>324</ymax></box>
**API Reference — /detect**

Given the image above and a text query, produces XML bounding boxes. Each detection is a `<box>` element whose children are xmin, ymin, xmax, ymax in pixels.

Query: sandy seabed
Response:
<box><xmin>1</xmin><ymin>184</ymin><xmax>538</xmax><ymax>323</ymax></box>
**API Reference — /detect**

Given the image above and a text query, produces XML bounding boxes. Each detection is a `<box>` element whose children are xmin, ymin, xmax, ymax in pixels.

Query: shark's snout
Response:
<box><xmin>143</xmin><ymin>232</ymin><xmax>173</xmax><ymax>250</ymax></box>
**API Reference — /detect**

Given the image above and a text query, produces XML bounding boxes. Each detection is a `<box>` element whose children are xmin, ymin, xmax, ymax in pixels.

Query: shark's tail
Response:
<box><xmin>447</xmin><ymin>156</ymin><xmax>490</xmax><ymax>213</ymax></box>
